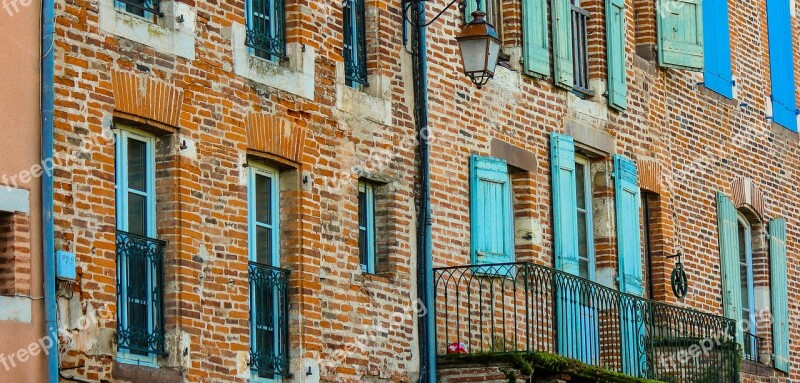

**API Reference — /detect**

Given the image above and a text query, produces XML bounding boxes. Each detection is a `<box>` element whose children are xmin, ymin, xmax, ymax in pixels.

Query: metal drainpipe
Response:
<box><xmin>41</xmin><ymin>0</ymin><xmax>58</xmax><ymax>379</ymax></box>
<box><xmin>410</xmin><ymin>1</ymin><xmax>436</xmax><ymax>382</ymax></box>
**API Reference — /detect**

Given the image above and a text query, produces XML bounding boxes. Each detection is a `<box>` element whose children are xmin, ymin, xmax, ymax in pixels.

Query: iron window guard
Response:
<box><xmin>115</xmin><ymin>0</ymin><xmax>163</xmax><ymax>17</ymax></box>
<box><xmin>245</xmin><ymin>0</ymin><xmax>287</xmax><ymax>59</ymax></box>
<box><xmin>116</xmin><ymin>231</ymin><xmax>167</xmax><ymax>356</ymax></box>
<box><xmin>248</xmin><ymin>261</ymin><xmax>291</xmax><ymax>377</ymax></box>
<box><xmin>571</xmin><ymin>5</ymin><xmax>593</xmax><ymax>96</ymax></box>
<box><xmin>343</xmin><ymin>0</ymin><xmax>369</xmax><ymax>86</ymax></box>
<box><xmin>434</xmin><ymin>262</ymin><xmax>740</xmax><ymax>383</ymax></box>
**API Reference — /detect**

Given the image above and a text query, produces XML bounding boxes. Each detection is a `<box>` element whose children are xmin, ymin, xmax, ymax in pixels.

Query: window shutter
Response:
<box><xmin>614</xmin><ymin>155</ymin><xmax>644</xmax><ymax>377</ymax></box>
<box><xmin>470</xmin><ymin>155</ymin><xmax>514</xmax><ymax>265</ymax></box>
<box><xmin>716</xmin><ymin>192</ymin><xmax>743</xmax><ymax>344</ymax></box>
<box><xmin>702</xmin><ymin>0</ymin><xmax>733</xmax><ymax>98</ymax></box>
<box><xmin>522</xmin><ymin>0</ymin><xmax>550</xmax><ymax>76</ymax></box>
<box><xmin>551</xmin><ymin>0</ymin><xmax>574</xmax><ymax>88</ymax></box>
<box><xmin>767</xmin><ymin>0</ymin><xmax>798</xmax><ymax>132</ymax></box>
<box><xmin>769</xmin><ymin>218</ymin><xmax>790</xmax><ymax>373</ymax></box>
<box><xmin>550</xmin><ymin>133</ymin><xmax>579</xmax><ymax>275</ymax></box>
<box><xmin>656</xmin><ymin>0</ymin><xmax>704</xmax><ymax>70</ymax></box>
<box><xmin>606</xmin><ymin>0</ymin><xmax>627</xmax><ymax>109</ymax></box>
<box><xmin>464</xmin><ymin>0</ymin><xmax>478</xmax><ymax>23</ymax></box>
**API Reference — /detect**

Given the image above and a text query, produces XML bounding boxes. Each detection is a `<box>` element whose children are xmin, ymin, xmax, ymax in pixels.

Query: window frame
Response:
<box><xmin>574</xmin><ymin>155</ymin><xmax>595</xmax><ymax>282</ymax></box>
<box><xmin>737</xmin><ymin>212</ymin><xmax>757</xmax><ymax>358</ymax></box>
<box><xmin>343</xmin><ymin>0</ymin><xmax>369</xmax><ymax>87</ymax></box>
<box><xmin>357</xmin><ymin>181</ymin><xmax>376</xmax><ymax>274</ymax></box>
<box><xmin>114</xmin><ymin>127</ymin><xmax>159</xmax><ymax>367</ymax></box>
<box><xmin>247</xmin><ymin>162</ymin><xmax>282</xmax><ymax>382</ymax></box>
<box><xmin>245</xmin><ymin>0</ymin><xmax>286</xmax><ymax>61</ymax></box>
<box><xmin>114</xmin><ymin>0</ymin><xmax>161</xmax><ymax>21</ymax></box>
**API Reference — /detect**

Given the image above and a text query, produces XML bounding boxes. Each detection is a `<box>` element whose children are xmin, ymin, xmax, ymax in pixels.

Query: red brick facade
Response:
<box><xmin>47</xmin><ymin>0</ymin><xmax>800</xmax><ymax>382</ymax></box>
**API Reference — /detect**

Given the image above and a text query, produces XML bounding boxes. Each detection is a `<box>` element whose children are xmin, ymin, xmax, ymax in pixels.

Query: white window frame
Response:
<box><xmin>247</xmin><ymin>162</ymin><xmax>281</xmax><ymax>383</ymax></box>
<box><xmin>114</xmin><ymin>127</ymin><xmax>159</xmax><ymax>367</ymax></box>
<box><xmin>358</xmin><ymin>181</ymin><xmax>376</xmax><ymax>274</ymax></box>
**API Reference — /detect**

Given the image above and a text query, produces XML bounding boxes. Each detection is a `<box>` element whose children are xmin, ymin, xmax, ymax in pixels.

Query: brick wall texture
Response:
<box><xmin>49</xmin><ymin>0</ymin><xmax>800</xmax><ymax>381</ymax></box>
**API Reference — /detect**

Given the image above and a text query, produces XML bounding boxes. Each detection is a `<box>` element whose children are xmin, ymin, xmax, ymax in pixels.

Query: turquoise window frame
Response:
<box><xmin>247</xmin><ymin>162</ymin><xmax>282</xmax><ymax>382</ymax></box>
<box><xmin>358</xmin><ymin>181</ymin><xmax>376</xmax><ymax>274</ymax></box>
<box><xmin>114</xmin><ymin>127</ymin><xmax>159</xmax><ymax>367</ymax></box>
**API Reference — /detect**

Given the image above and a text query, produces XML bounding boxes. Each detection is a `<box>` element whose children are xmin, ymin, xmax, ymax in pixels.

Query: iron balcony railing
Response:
<box><xmin>434</xmin><ymin>262</ymin><xmax>740</xmax><ymax>383</ymax></box>
<box><xmin>246</xmin><ymin>0</ymin><xmax>287</xmax><ymax>59</ymax></box>
<box><xmin>115</xmin><ymin>0</ymin><xmax>162</xmax><ymax>17</ymax></box>
<box><xmin>116</xmin><ymin>231</ymin><xmax>166</xmax><ymax>356</ymax></box>
<box><xmin>571</xmin><ymin>5</ymin><xmax>592</xmax><ymax>95</ymax></box>
<box><xmin>249</xmin><ymin>262</ymin><xmax>291</xmax><ymax>378</ymax></box>
<box><xmin>743</xmin><ymin>332</ymin><xmax>762</xmax><ymax>363</ymax></box>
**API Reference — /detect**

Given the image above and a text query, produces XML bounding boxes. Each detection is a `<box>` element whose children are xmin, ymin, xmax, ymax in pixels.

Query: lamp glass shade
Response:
<box><xmin>456</xmin><ymin>11</ymin><xmax>502</xmax><ymax>87</ymax></box>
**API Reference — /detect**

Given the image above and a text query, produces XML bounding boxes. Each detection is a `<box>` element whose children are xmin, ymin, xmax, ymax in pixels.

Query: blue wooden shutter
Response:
<box><xmin>614</xmin><ymin>155</ymin><xmax>644</xmax><ymax>377</ymax></box>
<box><xmin>767</xmin><ymin>0</ymin><xmax>798</xmax><ymax>132</ymax></box>
<box><xmin>769</xmin><ymin>218</ymin><xmax>789</xmax><ymax>372</ymax></box>
<box><xmin>552</xmin><ymin>0</ymin><xmax>574</xmax><ymax>88</ymax></box>
<box><xmin>702</xmin><ymin>0</ymin><xmax>733</xmax><ymax>98</ymax></box>
<box><xmin>522</xmin><ymin>0</ymin><xmax>550</xmax><ymax>76</ymax></box>
<box><xmin>656</xmin><ymin>0</ymin><xmax>704</xmax><ymax>70</ymax></box>
<box><xmin>470</xmin><ymin>155</ymin><xmax>514</xmax><ymax>265</ymax></box>
<box><xmin>551</xmin><ymin>133</ymin><xmax>579</xmax><ymax>275</ymax></box>
<box><xmin>716</xmin><ymin>192</ymin><xmax>743</xmax><ymax>344</ymax></box>
<box><xmin>606</xmin><ymin>0</ymin><xmax>627</xmax><ymax>109</ymax></box>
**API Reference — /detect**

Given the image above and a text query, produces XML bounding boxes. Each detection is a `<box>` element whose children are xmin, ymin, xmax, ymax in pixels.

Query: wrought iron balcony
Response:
<box><xmin>571</xmin><ymin>5</ymin><xmax>592</xmax><ymax>95</ymax></box>
<box><xmin>245</xmin><ymin>0</ymin><xmax>287</xmax><ymax>60</ymax></box>
<box><xmin>116</xmin><ymin>231</ymin><xmax>166</xmax><ymax>356</ymax></box>
<box><xmin>743</xmin><ymin>332</ymin><xmax>763</xmax><ymax>363</ymax></box>
<box><xmin>249</xmin><ymin>262</ymin><xmax>291</xmax><ymax>378</ymax></box>
<box><xmin>434</xmin><ymin>262</ymin><xmax>740</xmax><ymax>382</ymax></box>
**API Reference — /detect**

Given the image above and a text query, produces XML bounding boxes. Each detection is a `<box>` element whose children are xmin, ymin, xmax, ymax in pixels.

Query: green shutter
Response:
<box><xmin>522</xmin><ymin>0</ymin><xmax>550</xmax><ymax>76</ymax></box>
<box><xmin>552</xmin><ymin>0</ymin><xmax>574</xmax><ymax>88</ymax></box>
<box><xmin>656</xmin><ymin>0</ymin><xmax>704</xmax><ymax>70</ymax></box>
<box><xmin>606</xmin><ymin>0</ymin><xmax>627</xmax><ymax>109</ymax></box>
<box><xmin>769</xmin><ymin>218</ymin><xmax>789</xmax><ymax>373</ymax></box>
<box><xmin>716</xmin><ymin>192</ymin><xmax>743</xmax><ymax>344</ymax></box>
<box><xmin>470</xmin><ymin>155</ymin><xmax>514</xmax><ymax>265</ymax></box>
<box><xmin>464</xmin><ymin>0</ymin><xmax>478</xmax><ymax>23</ymax></box>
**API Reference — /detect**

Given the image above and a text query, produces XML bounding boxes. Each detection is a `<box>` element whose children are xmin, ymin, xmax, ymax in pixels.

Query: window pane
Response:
<box><xmin>575</xmin><ymin>162</ymin><xmax>586</xmax><ymax>209</ymax></box>
<box><xmin>256</xmin><ymin>174</ymin><xmax>272</xmax><ymax>225</ymax></box>
<box><xmin>256</xmin><ymin>226</ymin><xmax>272</xmax><ymax>265</ymax></box>
<box><xmin>127</xmin><ymin>138</ymin><xmax>147</xmax><ymax>192</ymax></box>
<box><xmin>358</xmin><ymin>189</ymin><xmax>367</xmax><ymax>229</ymax></box>
<box><xmin>577</xmin><ymin>211</ymin><xmax>588</xmax><ymax>260</ymax></box>
<box><xmin>128</xmin><ymin>193</ymin><xmax>147</xmax><ymax>237</ymax></box>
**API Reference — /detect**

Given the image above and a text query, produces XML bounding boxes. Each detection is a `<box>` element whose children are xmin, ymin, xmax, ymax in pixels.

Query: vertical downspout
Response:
<box><xmin>41</xmin><ymin>0</ymin><xmax>58</xmax><ymax>380</ymax></box>
<box><xmin>410</xmin><ymin>1</ymin><xmax>436</xmax><ymax>382</ymax></box>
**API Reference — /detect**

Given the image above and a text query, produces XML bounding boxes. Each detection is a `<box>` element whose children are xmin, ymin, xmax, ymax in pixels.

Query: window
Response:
<box><xmin>115</xmin><ymin>0</ymin><xmax>161</xmax><ymax>19</ymax></box>
<box><xmin>343</xmin><ymin>0</ymin><xmax>368</xmax><ymax>87</ymax></box>
<box><xmin>358</xmin><ymin>181</ymin><xmax>376</xmax><ymax>273</ymax></box>
<box><xmin>247</xmin><ymin>163</ymin><xmax>290</xmax><ymax>379</ymax></box>
<box><xmin>465</xmin><ymin>0</ymin><xmax>501</xmax><ymax>29</ymax></box>
<box><xmin>246</xmin><ymin>0</ymin><xmax>286</xmax><ymax>60</ymax></box>
<box><xmin>737</xmin><ymin>213</ymin><xmax>757</xmax><ymax>359</ymax></box>
<box><xmin>575</xmin><ymin>156</ymin><xmax>594</xmax><ymax>282</ymax></box>
<box><xmin>470</xmin><ymin>155</ymin><xmax>515</xmax><ymax>267</ymax></box>
<box><xmin>640</xmin><ymin>193</ymin><xmax>655</xmax><ymax>299</ymax></box>
<box><xmin>570</xmin><ymin>0</ymin><xmax>591</xmax><ymax>94</ymax></box>
<box><xmin>114</xmin><ymin>128</ymin><xmax>165</xmax><ymax>365</ymax></box>
<box><xmin>766</xmin><ymin>0</ymin><xmax>798</xmax><ymax>131</ymax></box>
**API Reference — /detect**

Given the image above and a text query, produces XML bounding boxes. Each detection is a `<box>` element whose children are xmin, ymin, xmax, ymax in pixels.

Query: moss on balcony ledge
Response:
<box><xmin>440</xmin><ymin>352</ymin><xmax>665</xmax><ymax>383</ymax></box>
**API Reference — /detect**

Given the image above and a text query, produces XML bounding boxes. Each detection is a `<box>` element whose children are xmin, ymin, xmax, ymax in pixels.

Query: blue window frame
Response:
<box><xmin>114</xmin><ymin>0</ymin><xmax>161</xmax><ymax>20</ymax></box>
<box><xmin>247</xmin><ymin>163</ymin><xmax>288</xmax><ymax>381</ymax></box>
<box><xmin>358</xmin><ymin>181</ymin><xmax>376</xmax><ymax>273</ymax></box>
<box><xmin>246</xmin><ymin>0</ymin><xmax>286</xmax><ymax>60</ymax></box>
<box><xmin>343</xmin><ymin>0</ymin><xmax>368</xmax><ymax>87</ymax></box>
<box><xmin>737</xmin><ymin>213</ymin><xmax>757</xmax><ymax>359</ymax></box>
<box><xmin>114</xmin><ymin>128</ymin><xmax>163</xmax><ymax>366</ymax></box>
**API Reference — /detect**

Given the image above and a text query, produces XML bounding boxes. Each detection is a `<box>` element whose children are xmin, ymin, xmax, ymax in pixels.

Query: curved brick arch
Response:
<box><xmin>111</xmin><ymin>70</ymin><xmax>185</xmax><ymax>127</ymax></box>
<box><xmin>246</xmin><ymin>113</ymin><xmax>307</xmax><ymax>164</ymax></box>
<box><xmin>730</xmin><ymin>177</ymin><xmax>766</xmax><ymax>221</ymax></box>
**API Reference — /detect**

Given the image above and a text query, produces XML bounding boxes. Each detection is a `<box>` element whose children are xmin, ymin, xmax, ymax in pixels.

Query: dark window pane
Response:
<box><xmin>575</xmin><ymin>162</ymin><xmax>586</xmax><ymax>209</ymax></box>
<box><xmin>127</xmin><ymin>247</ymin><xmax>148</xmax><ymax>354</ymax></box>
<box><xmin>257</xmin><ymin>226</ymin><xmax>272</xmax><ymax>265</ymax></box>
<box><xmin>256</xmin><ymin>174</ymin><xmax>272</xmax><ymax>225</ymax></box>
<box><xmin>128</xmin><ymin>193</ymin><xmax>147</xmax><ymax>237</ymax></box>
<box><xmin>127</xmin><ymin>138</ymin><xmax>147</xmax><ymax>192</ymax></box>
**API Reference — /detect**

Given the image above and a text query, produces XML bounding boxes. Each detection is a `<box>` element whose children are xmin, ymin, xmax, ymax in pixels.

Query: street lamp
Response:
<box><xmin>456</xmin><ymin>10</ymin><xmax>501</xmax><ymax>89</ymax></box>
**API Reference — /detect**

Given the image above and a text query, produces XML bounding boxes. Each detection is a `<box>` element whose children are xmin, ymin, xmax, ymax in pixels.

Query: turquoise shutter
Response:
<box><xmin>464</xmin><ymin>0</ymin><xmax>478</xmax><ymax>23</ymax></box>
<box><xmin>716</xmin><ymin>192</ymin><xmax>743</xmax><ymax>344</ymax></box>
<box><xmin>522</xmin><ymin>0</ymin><xmax>550</xmax><ymax>76</ymax></box>
<box><xmin>769</xmin><ymin>218</ymin><xmax>789</xmax><ymax>372</ymax></box>
<box><xmin>551</xmin><ymin>0</ymin><xmax>574</xmax><ymax>88</ymax></box>
<box><xmin>656</xmin><ymin>0</ymin><xmax>704</xmax><ymax>70</ymax></box>
<box><xmin>606</xmin><ymin>0</ymin><xmax>627</xmax><ymax>109</ymax></box>
<box><xmin>702</xmin><ymin>0</ymin><xmax>733</xmax><ymax>98</ymax></box>
<box><xmin>470</xmin><ymin>155</ymin><xmax>514</xmax><ymax>265</ymax></box>
<box><xmin>550</xmin><ymin>133</ymin><xmax>579</xmax><ymax>274</ymax></box>
<box><xmin>767</xmin><ymin>0</ymin><xmax>798</xmax><ymax>132</ymax></box>
<box><xmin>614</xmin><ymin>155</ymin><xmax>644</xmax><ymax>377</ymax></box>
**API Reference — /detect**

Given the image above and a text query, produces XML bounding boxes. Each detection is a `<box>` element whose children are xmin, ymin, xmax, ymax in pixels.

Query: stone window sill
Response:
<box><xmin>335</xmin><ymin>63</ymin><xmax>392</xmax><ymax>126</ymax></box>
<box><xmin>98</xmin><ymin>0</ymin><xmax>197</xmax><ymax>60</ymax></box>
<box><xmin>112</xmin><ymin>361</ymin><xmax>182</xmax><ymax>383</ymax></box>
<box><xmin>230</xmin><ymin>24</ymin><xmax>316</xmax><ymax>100</ymax></box>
